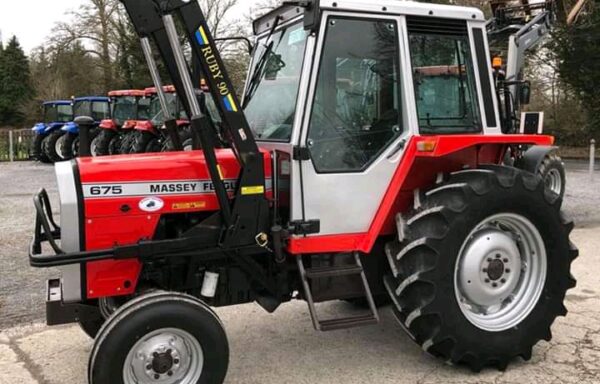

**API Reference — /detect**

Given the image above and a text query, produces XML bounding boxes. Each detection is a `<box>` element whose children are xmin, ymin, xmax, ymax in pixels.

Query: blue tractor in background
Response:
<box><xmin>32</xmin><ymin>101</ymin><xmax>73</xmax><ymax>163</ymax></box>
<box><xmin>40</xmin><ymin>96</ymin><xmax>111</xmax><ymax>162</ymax></box>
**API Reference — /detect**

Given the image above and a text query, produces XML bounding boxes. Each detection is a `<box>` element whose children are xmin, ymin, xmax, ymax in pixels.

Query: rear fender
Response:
<box><xmin>33</xmin><ymin>123</ymin><xmax>47</xmax><ymax>134</ymax></box>
<box><xmin>99</xmin><ymin>119</ymin><xmax>118</xmax><ymax>131</ymax></box>
<box><xmin>43</xmin><ymin>123</ymin><xmax>65</xmax><ymax>134</ymax></box>
<box><xmin>515</xmin><ymin>145</ymin><xmax>558</xmax><ymax>174</ymax></box>
<box><xmin>61</xmin><ymin>122</ymin><xmax>79</xmax><ymax>134</ymax></box>
<box><xmin>134</xmin><ymin>120</ymin><xmax>157</xmax><ymax>134</ymax></box>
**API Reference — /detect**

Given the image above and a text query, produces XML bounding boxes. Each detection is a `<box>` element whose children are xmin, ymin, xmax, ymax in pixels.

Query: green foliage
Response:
<box><xmin>0</xmin><ymin>36</ymin><xmax>34</xmax><ymax>126</ymax></box>
<box><xmin>550</xmin><ymin>2</ymin><xmax>600</xmax><ymax>141</ymax></box>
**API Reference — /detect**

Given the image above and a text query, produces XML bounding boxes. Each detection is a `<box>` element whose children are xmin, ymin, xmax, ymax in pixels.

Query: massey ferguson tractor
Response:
<box><xmin>30</xmin><ymin>0</ymin><xmax>578</xmax><ymax>382</ymax></box>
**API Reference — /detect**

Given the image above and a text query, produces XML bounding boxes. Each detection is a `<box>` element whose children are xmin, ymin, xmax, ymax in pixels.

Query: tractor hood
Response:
<box><xmin>70</xmin><ymin>150</ymin><xmax>272</xmax><ymax>251</ymax></box>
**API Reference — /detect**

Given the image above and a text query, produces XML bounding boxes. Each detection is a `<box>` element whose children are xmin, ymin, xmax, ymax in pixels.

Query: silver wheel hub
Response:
<box><xmin>545</xmin><ymin>168</ymin><xmax>562</xmax><ymax>195</ymax></box>
<box><xmin>124</xmin><ymin>328</ymin><xmax>203</xmax><ymax>383</ymax></box>
<box><xmin>455</xmin><ymin>213</ymin><xmax>547</xmax><ymax>332</ymax></box>
<box><xmin>458</xmin><ymin>229</ymin><xmax>521</xmax><ymax>307</ymax></box>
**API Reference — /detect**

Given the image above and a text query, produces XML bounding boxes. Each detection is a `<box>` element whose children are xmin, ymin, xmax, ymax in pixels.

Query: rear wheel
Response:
<box><xmin>33</xmin><ymin>134</ymin><xmax>51</xmax><ymax>163</ymax></box>
<box><xmin>119</xmin><ymin>131</ymin><xmax>136</xmax><ymax>154</ymax></box>
<box><xmin>162</xmin><ymin>126</ymin><xmax>194</xmax><ymax>152</ymax></box>
<box><xmin>384</xmin><ymin>165</ymin><xmax>577</xmax><ymax>371</ymax></box>
<box><xmin>61</xmin><ymin>132</ymin><xmax>78</xmax><ymax>160</ymax></box>
<box><xmin>89</xmin><ymin>291</ymin><xmax>229</xmax><ymax>384</ymax></box>
<box><xmin>539</xmin><ymin>154</ymin><xmax>566</xmax><ymax>200</ymax></box>
<box><xmin>92</xmin><ymin>130</ymin><xmax>116</xmax><ymax>157</ymax></box>
<box><xmin>131</xmin><ymin>131</ymin><xmax>159</xmax><ymax>154</ymax></box>
<box><xmin>41</xmin><ymin>130</ymin><xmax>65</xmax><ymax>163</ymax></box>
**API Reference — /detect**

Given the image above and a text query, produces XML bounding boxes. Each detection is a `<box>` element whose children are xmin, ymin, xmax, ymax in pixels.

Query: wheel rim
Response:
<box><xmin>545</xmin><ymin>168</ymin><xmax>562</xmax><ymax>195</ymax></box>
<box><xmin>55</xmin><ymin>135</ymin><xmax>65</xmax><ymax>159</ymax></box>
<box><xmin>90</xmin><ymin>140</ymin><xmax>99</xmax><ymax>157</ymax></box>
<box><xmin>123</xmin><ymin>328</ymin><xmax>203</xmax><ymax>383</ymax></box>
<box><xmin>454</xmin><ymin>213</ymin><xmax>547</xmax><ymax>332</ymax></box>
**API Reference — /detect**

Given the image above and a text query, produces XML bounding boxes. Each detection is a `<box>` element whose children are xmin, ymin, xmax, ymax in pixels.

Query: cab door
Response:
<box><xmin>296</xmin><ymin>13</ymin><xmax>414</xmax><ymax>236</ymax></box>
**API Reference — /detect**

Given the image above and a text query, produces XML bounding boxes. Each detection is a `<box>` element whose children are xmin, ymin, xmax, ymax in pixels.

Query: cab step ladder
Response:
<box><xmin>297</xmin><ymin>252</ymin><xmax>379</xmax><ymax>331</ymax></box>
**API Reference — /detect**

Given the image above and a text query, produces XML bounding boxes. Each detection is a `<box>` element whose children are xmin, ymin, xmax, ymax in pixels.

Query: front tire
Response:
<box><xmin>384</xmin><ymin>165</ymin><xmax>577</xmax><ymax>371</ymax></box>
<box><xmin>131</xmin><ymin>131</ymin><xmax>159</xmax><ymax>154</ymax></box>
<box><xmin>89</xmin><ymin>291</ymin><xmax>229</xmax><ymax>384</ymax></box>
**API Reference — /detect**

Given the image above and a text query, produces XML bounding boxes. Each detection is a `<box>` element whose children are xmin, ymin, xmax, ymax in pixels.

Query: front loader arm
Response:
<box><xmin>120</xmin><ymin>0</ymin><xmax>270</xmax><ymax>247</ymax></box>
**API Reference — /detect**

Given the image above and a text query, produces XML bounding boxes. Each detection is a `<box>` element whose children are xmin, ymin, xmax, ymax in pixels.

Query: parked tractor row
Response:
<box><xmin>31</xmin><ymin>83</ymin><xmax>217</xmax><ymax>163</ymax></box>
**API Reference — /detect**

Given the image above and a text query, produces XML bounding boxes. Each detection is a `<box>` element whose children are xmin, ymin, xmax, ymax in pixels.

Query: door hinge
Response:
<box><xmin>293</xmin><ymin>146</ymin><xmax>310</xmax><ymax>161</ymax></box>
<box><xmin>288</xmin><ymin>220</ymin><xmax>320</xmax><ymax>235</ymax></box>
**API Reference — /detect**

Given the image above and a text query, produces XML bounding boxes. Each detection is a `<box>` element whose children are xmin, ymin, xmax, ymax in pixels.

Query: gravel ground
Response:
<box><xmin>0</xmin><ymin>160</ymin><xmax>598</xmax><ymax>330</ymax></box>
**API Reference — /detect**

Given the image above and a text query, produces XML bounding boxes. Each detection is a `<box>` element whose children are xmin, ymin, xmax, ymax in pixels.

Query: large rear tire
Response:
<box><xmin>131</xmin><ymin>131</ymin><xmax>159</xmax><ymax>154</ymax></box>
<box><xmin>384</xmin><ymin>165</ymin><xmax>577</xmax><ymax>371</ymax></box>
<box><xmin>539</xmin><ymin>154</ymin><xmax>566</xmax><ymax>201</ymax></box>
<box><xmin>33</xmin><ymin>134</ymin><xmax>51</xmax><ymax>163</ymax></box>
<box><xmin>89</xmin><ymin>291</ymin><xmax>229</xmax><ymax>384</ymax></box>
<box><xmin>60</xmin><ymin>132</ymin><xmax>78</xmax><ymax>160</ymax></box>
<box><xmin>162</xmin><ymin>126</ymin><xmax>195</xmax><ymax>152</ymax></box>
<box><xmin>92</xmin><ymin>130</ymin><xmax>116</xmax><ymax>157</ymax></box>
<box><xmin>41</xmin><ymin>130</ymin><xmax>65</xmax><ymax>163</ymax></box>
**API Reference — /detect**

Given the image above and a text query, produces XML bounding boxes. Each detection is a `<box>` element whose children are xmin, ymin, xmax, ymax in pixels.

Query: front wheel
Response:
<box><xmin>89</xmin><ymin>291</ymin><xmax>229</xmax><ymax>384</ymax></box>
<box><xmin>41</xmin><ymin>130</ymin><xmax>65</xmax><ymax>163</ymax></box>
<box><xmin>384</xmin><ymin>165</ymin><xmax>577</xmax><ymax>371</ymax></box>
<box><xmin>33</xmin><ymin>134</ymin><xmax>51</xmax><ymax>163</ymax></box>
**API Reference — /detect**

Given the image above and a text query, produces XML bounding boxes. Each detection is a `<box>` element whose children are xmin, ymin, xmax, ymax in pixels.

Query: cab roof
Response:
<box><xmin>108</xmin><ymin>89</ymin><xmax>146</xmax><ymax>97</ymax></box>
<box><xmin>254</xmin><ymin>0</ymin><xmax>485</xmax><ymax>35</ymax></box>
<box><xmin>73</xmin><ymin>96</ymin><xmax>110</xmax><ymax>103</ymax></box>
<box><xmin>43</xmin><ymin>100</ymin><xmax>71</xmax><ymax>106</ymax></box>
<box><xmin>144</xmin><ymin>85</ymin><xmax>177</xmax><ymax>95</ymax></box>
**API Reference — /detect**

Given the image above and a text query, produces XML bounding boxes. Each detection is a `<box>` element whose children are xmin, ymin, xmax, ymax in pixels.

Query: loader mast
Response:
<box><xmin>120</xmin><ymin>0</ymin><xmax>270</xmax><ymax>247</ymax></box>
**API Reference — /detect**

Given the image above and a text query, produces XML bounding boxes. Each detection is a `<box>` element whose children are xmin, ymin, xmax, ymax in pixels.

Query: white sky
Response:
<box><xmin>0</xmin><ymin>0</ymin><xmax>254</xmax><ymax>54</ymax></box>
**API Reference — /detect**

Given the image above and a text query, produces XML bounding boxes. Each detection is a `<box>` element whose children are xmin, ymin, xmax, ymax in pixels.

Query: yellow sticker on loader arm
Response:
<box><xmin>241</xmin><ymin>186</ymin><xmax>265</xmax><ymax>195</ymax></box>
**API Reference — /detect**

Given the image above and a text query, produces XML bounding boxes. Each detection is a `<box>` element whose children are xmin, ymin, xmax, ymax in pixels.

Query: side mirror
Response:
<box><xmin>519</xmin><ymin>81</ymin><xmax>531</xmax><ymax>105</ymax></box>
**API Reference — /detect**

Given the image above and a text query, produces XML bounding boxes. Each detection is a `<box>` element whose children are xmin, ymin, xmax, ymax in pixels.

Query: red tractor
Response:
<box><xmin>30</xmin><ymin>1</ymin><xmax>577</xmax><ymax>383</ymax></box>
<box><xmin>92</xmin><ymin>89</ymin><xmax>151</xmax><ymax>156</ymax></box>
<box><xmin>128</xmin><ymin>85</ymin><xmax>191</xmax><ymax>153</ymax></box>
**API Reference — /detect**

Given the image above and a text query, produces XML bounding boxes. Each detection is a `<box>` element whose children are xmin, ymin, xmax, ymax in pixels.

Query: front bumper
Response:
<box><xmin>46</xmin><ymin>278</ymin><xmax>101</xmax><ymax>326</ymax></box>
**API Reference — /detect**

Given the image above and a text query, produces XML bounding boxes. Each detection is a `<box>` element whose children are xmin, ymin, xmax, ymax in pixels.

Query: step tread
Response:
<box><xmin>305</xmin><ymin>264</ymin><xmax>363</xmax><ymax>279</ymax></box>
<box><xmin>319</xmin><ymin>314</ymin><xmax>379</xmax><ymax>331</ymax></box>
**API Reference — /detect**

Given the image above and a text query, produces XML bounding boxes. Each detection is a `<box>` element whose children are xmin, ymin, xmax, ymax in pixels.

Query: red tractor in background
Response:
<box><xmin>127</xmin><ymin>85</ymin><xmax>190</xmax><ymax>153</ymax></box>
<box><xmin>30</xmin><ymin>0</ymin><xmax>578</xmax><ymax>382</ymax></box>
<box><xmin>92</xmin><ymin>89</ymin><xmax>151</xmax><ymax>156</ymax></box>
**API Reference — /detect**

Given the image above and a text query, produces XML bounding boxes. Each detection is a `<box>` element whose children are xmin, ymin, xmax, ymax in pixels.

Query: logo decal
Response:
<box><xmin>223</xmin><ymin>94</ymin><xmax>238</xmax><ymax>112</ymax></box>
<box><xmin>139</xmin><ymin>197</ymin><xmax>164</xmax><ymax>213</ymax></box>
<box><xmin>195</xmin><ymin>26</ymin><xmax>209</xmax><ymax>46</ymax></box>
<box><xmin>172</xmin><ymin>201</ymin><xmax>206</xmax><ymax>210</ymax></box>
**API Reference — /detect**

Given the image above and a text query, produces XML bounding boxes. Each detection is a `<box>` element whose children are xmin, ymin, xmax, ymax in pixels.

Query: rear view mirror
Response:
<box><xmin>519</xmin><ymin>81</ymin><xmax>531</xmax><ymax>105</ymax></box>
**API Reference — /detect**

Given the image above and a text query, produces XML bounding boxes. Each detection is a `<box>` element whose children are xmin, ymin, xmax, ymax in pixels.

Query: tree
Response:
<box><xmin>550</xmin><ymin>1</ymin><xmax>600</xmax><ymax>142</ymax></box>
<box><xmin>0</xmin><ymin>36</ymin><xmax>34</xmax><ymax>126</ymax></box>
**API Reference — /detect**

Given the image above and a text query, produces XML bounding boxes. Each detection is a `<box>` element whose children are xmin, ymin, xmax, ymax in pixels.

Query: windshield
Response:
<box><xmin>44</xmin><ymin>104</ymin><xmax>72</xmax><ymax>123</ymax></box>
<box><xmin>244</xmin><ymin>21</ymin><xmax>308</xmax><ymax>142</ymax></box>
<box><xmin>73</xmin><ymin>100</ymin><xmax>91</xmax><ymax>118</ymax></box>
<box><xmin>112</xmin><ymin>96</ymin><xmax>138</xmax><ymax>125</ymax></box>
<box><xmin>149</xmin><ymin>93</ymin><xmax>178</xmax><ymax>126</ymax></box>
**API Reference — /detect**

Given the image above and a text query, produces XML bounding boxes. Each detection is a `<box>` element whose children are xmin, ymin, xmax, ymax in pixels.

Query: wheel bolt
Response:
<box><xmin>174</xmin><ymin>359</ymin><xmax>179</xmax><ymax>364</ymax></box>
<box><xmin>492</xmin><ymin>282</ymin><xmax>498</xmax><ymax>288</ymax></box>
<box><xmin>505</xmin><ymin>269</ymin><xmax>511</xmax><ymax>273</ymax></box>
<box><xmin>501</xmin><ymin>279</ymin><xmax>506</xmax><ymax>284</ymax></box>
<box><xmin>146</xmin><ymin>364</ymin><xmax>152</xmax><ymax>370</ymax></box>
<box><xmin>503</xmin><ymin>258</ymin><xmax>508</xmax><ymax>263</ymax></box>
<box><xmin>482</xmin><ymin>268</ymin><xmax>488</xmax><ymax>273</ymax></box>
<box><xmin>487</xmin><ymin>258</ymin><xmax>492</xmax><ymax>262</ymax></box>
<box><xmin>168</xmin><ymin>371</ymin><xmax>173</xmax><ymax>377</ymax></box>
<box><xmin>154</xmin><ymin>374</ymin><xmax>160</xmax><ymax>379</ymax></box>
<box><xmin>485</xmin><ymin>278</ymin><xmax>490</xmax><ymax>283</ymax></box>
<box><xmin>153</xmin><ymin>352</ymin><xmax>159</xmax><ymax>358</ymax></box>
<box><xmin>495</xmin><ymin>254</ymin><xmax>501</xmax><ymax>259</ymax></box>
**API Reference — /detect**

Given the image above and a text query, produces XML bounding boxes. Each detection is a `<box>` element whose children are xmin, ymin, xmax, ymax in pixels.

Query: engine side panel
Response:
<box><xmin>77</xmin><ymin>150</ymin><xmax>272</xmax><ymax>299</ymax></box>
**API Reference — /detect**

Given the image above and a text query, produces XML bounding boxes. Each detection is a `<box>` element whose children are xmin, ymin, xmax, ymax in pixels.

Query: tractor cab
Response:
<box><xmin>93</xmin><ymin>90</ymin><xmax>149</xmax><ymax>156</ymax></box>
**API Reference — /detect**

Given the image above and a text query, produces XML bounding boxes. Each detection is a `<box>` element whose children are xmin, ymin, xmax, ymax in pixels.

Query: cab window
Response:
<box><xmin>407</xmin><ymin>17</ymin><xmax>481</xmax><ymax>133</ymax></box>
<box><xmin>307</xmin><ymin>17</ymin><xmax>402</xmax><ymax>173</ymax></box>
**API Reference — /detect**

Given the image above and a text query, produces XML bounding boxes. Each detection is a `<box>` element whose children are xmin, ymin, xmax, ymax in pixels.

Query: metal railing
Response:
<box><xmin>0</xmin><ymin>129</ymin><xmax>35</xmax><ymax>162</ymax></box>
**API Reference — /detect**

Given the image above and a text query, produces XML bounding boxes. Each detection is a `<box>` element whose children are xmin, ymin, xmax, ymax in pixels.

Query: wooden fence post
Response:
<box><xmin>8</xmin><ymin>130</ymin><xmax>14</xmax><ymax>162</ymax></box>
